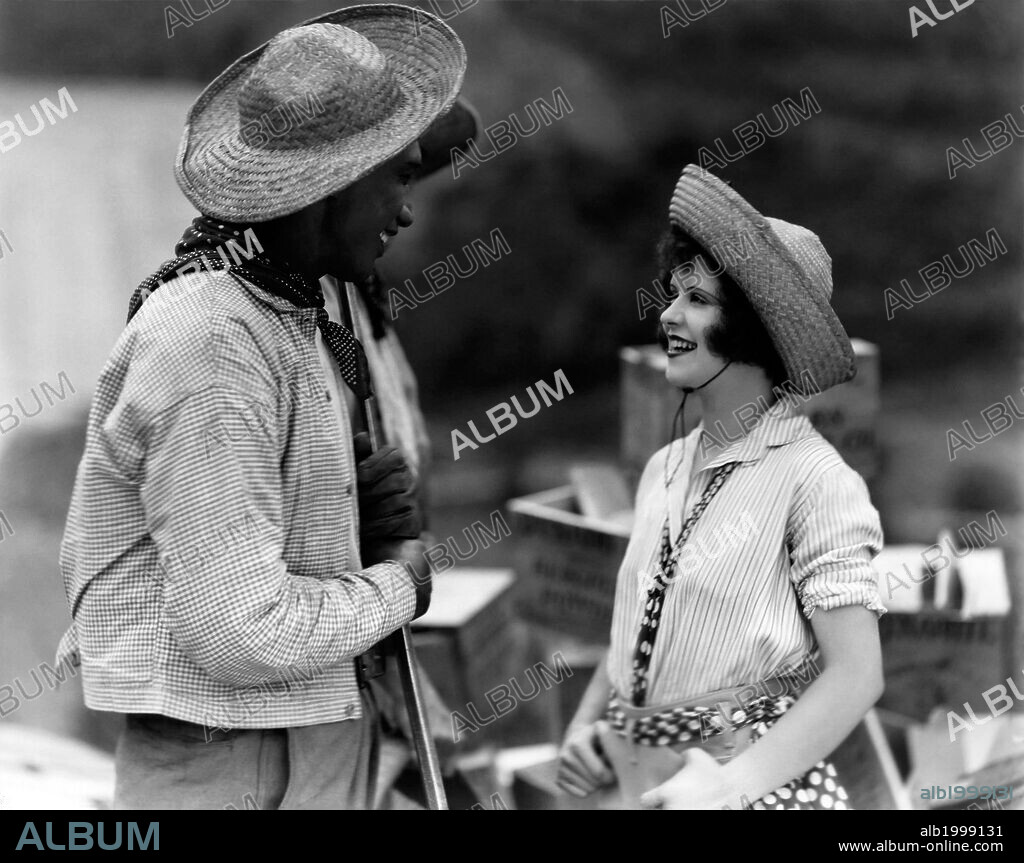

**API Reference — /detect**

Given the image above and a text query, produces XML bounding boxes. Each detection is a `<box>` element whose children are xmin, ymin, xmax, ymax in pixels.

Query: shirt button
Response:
<box><xmin>345</xmin><ymin>704</ymin><xmax>355</xmax><ymax>717</ymax></box>
<box><xmin>324</xmin><ymin>389</ymin><xmax>331</xmax><ymax>401</ymax></box>
<box><xmin>345</xmin><ymin>484</ymin><xmax>353</xmax><ymax>495</ymax></box>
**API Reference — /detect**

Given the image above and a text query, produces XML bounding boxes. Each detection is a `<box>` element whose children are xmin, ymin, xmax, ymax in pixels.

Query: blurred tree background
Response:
<box><xmin>1</xmin><ymin>0</ymin><xmax>1018</xmax><ymax>395</ymax></box>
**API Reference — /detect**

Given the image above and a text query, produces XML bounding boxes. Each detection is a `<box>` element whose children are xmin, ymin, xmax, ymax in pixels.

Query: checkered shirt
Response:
<box><xmin>57</xmin><ymin>268</ymin><xmax>417</xmax><ymax>729</ymax></box>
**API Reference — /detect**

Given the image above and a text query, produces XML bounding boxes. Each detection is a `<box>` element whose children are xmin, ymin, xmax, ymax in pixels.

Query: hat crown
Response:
<box><xmin>237</xmin><ymin>23</ymin><xmax>401</xmax><ymax>150</ymax></box>
<box><xmin>175</xmin><ymin>4</ymin><xmax>467</xmax><ymax>222</ymax></box>
<box><xmin>764</xmin><ymin>217</ymin><xmax>832</xmax><ymax>301</ymax></box>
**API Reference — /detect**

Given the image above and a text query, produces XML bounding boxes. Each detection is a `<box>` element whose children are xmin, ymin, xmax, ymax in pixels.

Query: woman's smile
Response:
<box><xmin>659</xmin><ymin>268</ymin><xmax>728</xmax><ymax>388</ymax></box>
<box><xmin>665</xmin><ymin>334</ymin><xmax>697</xmax><ymax>357</ymax></box>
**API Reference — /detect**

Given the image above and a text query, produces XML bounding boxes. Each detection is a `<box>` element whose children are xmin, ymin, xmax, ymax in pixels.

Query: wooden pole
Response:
<box><xmin>340</xmin><ymin>280</ymin><xmax>448</xmax><ymax>811</ymax></box>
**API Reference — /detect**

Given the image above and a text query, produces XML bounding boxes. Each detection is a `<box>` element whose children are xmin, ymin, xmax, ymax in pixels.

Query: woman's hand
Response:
<box><xmin>639</xmin><ymin>748</ymin><xmax>743</xmax><ymax>810</ymax></box>
<box><xmin>556</xmin><ymin>721</ymin><xmax>615</xmax><ymax>797</ymax></box>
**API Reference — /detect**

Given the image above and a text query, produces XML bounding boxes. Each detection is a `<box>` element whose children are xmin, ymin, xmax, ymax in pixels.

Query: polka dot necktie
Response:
<box><xmin>631</xmin><ymin>462</ymin><xmax>738</xmax><ymax>707</ymax></box>
<box><xmin>127</xmin><ymin>216</ymin><xmax>372</xmax><ymax>401</ymax></box>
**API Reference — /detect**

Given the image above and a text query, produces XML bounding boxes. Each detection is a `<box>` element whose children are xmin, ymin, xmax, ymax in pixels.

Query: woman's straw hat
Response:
<box><xmin>175</xmin><ymin>4</ymin><xmax>467</xmax><ymax>221</ymax></box>
<box><xmin>669</xmin><ymin>165</ymin><xmax>856</xmax><ymax>394</ymax></box>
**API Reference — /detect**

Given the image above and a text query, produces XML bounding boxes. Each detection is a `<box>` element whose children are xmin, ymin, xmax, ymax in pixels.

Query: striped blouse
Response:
<box><xmin>606</xmin><ymin>397</ymin><xmax>885</xmax><ymax>705</ymax></box>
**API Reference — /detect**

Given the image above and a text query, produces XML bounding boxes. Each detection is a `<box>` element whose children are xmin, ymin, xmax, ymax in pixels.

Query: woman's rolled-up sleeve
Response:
<box><xmin>787</xmin><ymin>461</ymin><xmax>886</xmax><ymax>620</ymax></box>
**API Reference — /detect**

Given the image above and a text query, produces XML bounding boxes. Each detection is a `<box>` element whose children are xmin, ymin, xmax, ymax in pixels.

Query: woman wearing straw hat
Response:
<box><xmin>557</xmin><ymin>165</ymin><xmax>886</xmax><ymax>810</ymax></box>
<box><xmin>58</xmin><ymin>5</ymin><xmax>469</xmax><ymax>809</ymax></box>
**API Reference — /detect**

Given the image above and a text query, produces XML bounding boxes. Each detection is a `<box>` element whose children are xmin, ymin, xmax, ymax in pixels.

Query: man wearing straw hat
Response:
<box><xmin>57</xmin><ymin>5</ymin><xmax>469</xmax><ymax>809</ymax></box>
<box><xmin>331</xmin><ymin>96</ymin><xmax>482</xmax><ymax>809</ymax></box>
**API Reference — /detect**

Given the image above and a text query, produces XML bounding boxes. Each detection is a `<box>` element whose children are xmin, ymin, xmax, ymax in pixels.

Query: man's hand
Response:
<box><xmin>556</xmin><ymin>721</ymin><xmax>615</xmax><ymax>797</ymax></box>
<box><xmin>353</xmin><ymin>435</ymin><xmax>430</xmax><ymax>618</ymax></box>
<box><xmin>374</xmin><ymin>538</ymin><xmax>432</xmax><ymax>619</ymax></box>
<box><xmin>353</xmin><ymin>432</ymin><xmax>423</xmax><ymax>549</ymax></box>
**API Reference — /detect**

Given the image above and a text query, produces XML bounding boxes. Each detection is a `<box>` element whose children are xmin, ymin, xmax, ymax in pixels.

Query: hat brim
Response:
<box><xmin>669</xmin><ymin>166</ymin><xmax>855</xmax><ymax>394</ymax></box>
<box><xmin>175</xmin><ymin>4</ymin><xmax>467</xmax><ymax>222</ymax></box>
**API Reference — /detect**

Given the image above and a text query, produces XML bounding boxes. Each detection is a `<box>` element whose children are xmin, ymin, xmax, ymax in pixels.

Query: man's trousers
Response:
<box><xmin>113</xmin><ymin>690</ymin><xmax>379</xmax><ymax>810</ymax></box>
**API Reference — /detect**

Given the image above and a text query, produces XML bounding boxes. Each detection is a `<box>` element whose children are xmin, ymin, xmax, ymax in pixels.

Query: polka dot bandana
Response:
<box><xmin>631</xmin><ymin>463</ymin><xmax>737</xmax><ymax>706</ymax></box>
<box><xmin>128</xmin><ymin>216</ymin><xmax>372</xmax><ymax>401</ymax></box>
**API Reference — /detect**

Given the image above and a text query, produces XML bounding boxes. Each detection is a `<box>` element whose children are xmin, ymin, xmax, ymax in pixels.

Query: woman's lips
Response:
<box><xmin>666</xmin><ymin>335</ymin><xmax>697</xmax><ymax>357</ymax></box>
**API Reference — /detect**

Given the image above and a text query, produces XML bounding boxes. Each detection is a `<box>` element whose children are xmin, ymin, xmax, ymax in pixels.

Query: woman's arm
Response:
<box><xmin>641</xmin><ymin>597</ymin><xmax>884</xmax><ymax>809</ymax></box>
<box><xmin>719</xmin><ymin>601</ymin><xmax>884</xmax><ymax>805</ymax></box>
<box><xmin>699</xmin><ymin>460</ymin><xmax>885</xmax><ymax>807</ymax></box>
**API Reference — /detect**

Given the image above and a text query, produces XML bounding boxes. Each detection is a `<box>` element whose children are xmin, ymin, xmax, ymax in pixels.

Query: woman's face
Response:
<box><xmin>659</xmin><ymin>266</ymin><xmax>729</xmax><ymax>390</ymax></box>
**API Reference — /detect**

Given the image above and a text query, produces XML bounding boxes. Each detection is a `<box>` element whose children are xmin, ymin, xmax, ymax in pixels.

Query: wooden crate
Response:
<box><xmin>506</xmin><ymin>488</ymin><xmax>631</xmax><ymax>643</ymax></box>
<box><xmin>525</xmin><ymin>625</ymin><xmax>608</xmax><ymax>742</ymax></box>
<box><xmin>619</xmin><ymin>339</ymin><xmax>880</xmax><ymax>480</ymax></box>
<box><xmin>878</xmin><ymin>611</ymin><xmax>1012</xmax><ymax>721</ymax></box>
<box><xmin>830</xmin><ymin>709</ymin><xmax>911</xmax><ymax>810</ymax></box>
<box><xmin>411</xmin><ymin>568</ymin><xmax>522</xmax><ymax>740</ymax></box>
<box><xmin>512</xmin><ymin>759</ymin><xmax>618</xmax><ymax>810</ymax></box>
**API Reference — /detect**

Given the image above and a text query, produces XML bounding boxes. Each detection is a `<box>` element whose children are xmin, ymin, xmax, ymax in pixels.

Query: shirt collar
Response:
<box><xmin>692</xmin><ymin>397</ymin><xmax>813</xmax><ymax>471</ymax></box>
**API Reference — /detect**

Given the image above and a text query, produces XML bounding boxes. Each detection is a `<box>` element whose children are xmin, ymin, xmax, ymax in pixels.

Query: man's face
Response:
<box><xmin>319</xmin><ymin>142</ymin><xmax>421</xmax><ymax>282</ymax></box>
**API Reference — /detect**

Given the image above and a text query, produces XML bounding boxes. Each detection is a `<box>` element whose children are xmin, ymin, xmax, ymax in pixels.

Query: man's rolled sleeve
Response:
<box><xmin>142</xmin><ymin>385</ymin><xmax>418</xmax><ymax>687</ymax></box>
<box><xmin>787</xmin><ymin>462</ymin><xmax>886</xmax><ymax>620</ymax></box>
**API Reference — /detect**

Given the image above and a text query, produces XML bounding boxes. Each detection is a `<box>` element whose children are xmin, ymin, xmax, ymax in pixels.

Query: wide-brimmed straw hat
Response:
<box><xmin>175</xmin><ymin>4</ymin><xmax>467</xmax><ymax>222</ymax></box>
<box><xmin>668</xmin><ymin>165</ymin><xmax>855</xmax><ymax>394</ymax></box>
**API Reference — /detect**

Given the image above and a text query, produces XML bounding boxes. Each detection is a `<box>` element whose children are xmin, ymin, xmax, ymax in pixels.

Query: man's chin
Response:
<box><xmin>330</xmin><ymin>260</ymin><xmax>373</xmax><ymax>285</ymax></box>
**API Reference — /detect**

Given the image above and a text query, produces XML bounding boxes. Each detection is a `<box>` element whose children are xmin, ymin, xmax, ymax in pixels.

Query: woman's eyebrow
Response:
<box><xmin>685</xmin><ymin>285</ymin><xmax>723</xmax><ymax>304</ymax></box>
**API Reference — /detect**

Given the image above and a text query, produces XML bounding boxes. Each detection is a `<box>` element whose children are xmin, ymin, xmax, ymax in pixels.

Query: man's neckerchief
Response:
<box><xmin>127</xmin><ymin>215</ymin><xmax>373</xmax><ymax>401</ymax></box>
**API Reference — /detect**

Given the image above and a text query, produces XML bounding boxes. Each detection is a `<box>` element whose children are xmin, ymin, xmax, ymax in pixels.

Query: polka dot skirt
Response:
<box><xmin>748</xmin><ymin>759</ymin><xmax>851</xmax><ymax>811</ymax></box>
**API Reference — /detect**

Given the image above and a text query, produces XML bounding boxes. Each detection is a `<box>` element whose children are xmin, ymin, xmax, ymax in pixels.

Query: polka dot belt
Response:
<box><xmin>605</xmin><ymin>690</ymin><xmax>798</xmax><ymax>747</ymax></box>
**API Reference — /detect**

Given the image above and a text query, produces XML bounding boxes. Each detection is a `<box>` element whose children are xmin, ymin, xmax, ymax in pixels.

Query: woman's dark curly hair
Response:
<box><xmin>656</xmin><ymin>224</ymin><xmax>786</xmax><ymax>387</ymax></box>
